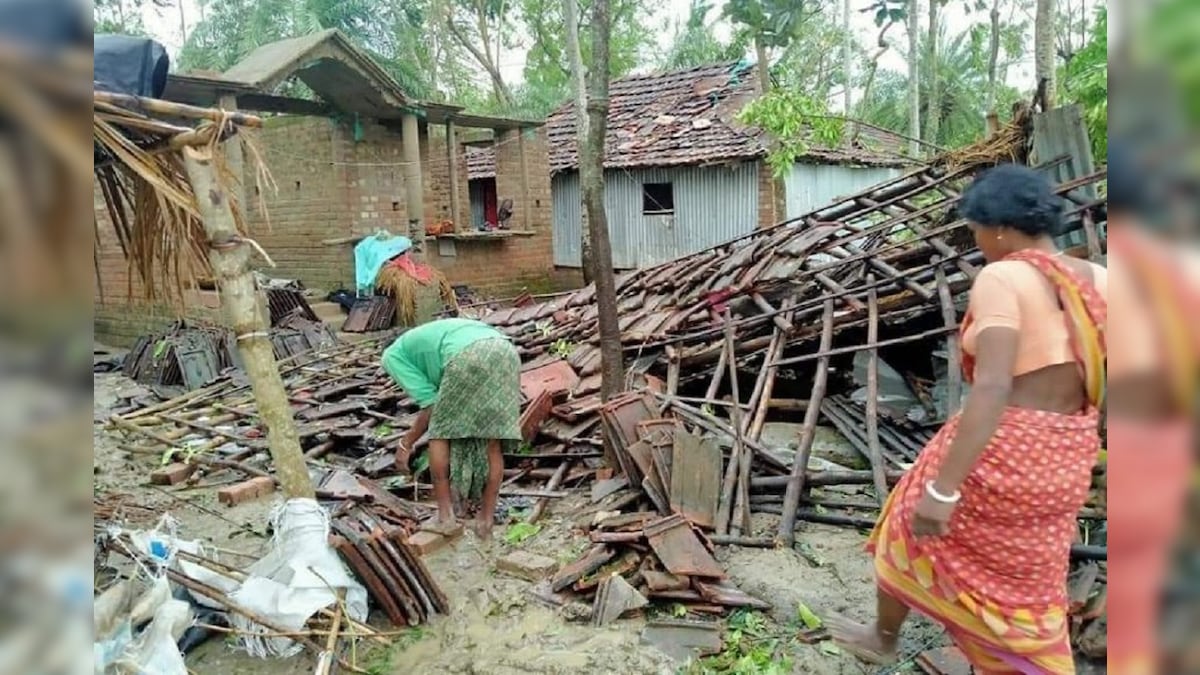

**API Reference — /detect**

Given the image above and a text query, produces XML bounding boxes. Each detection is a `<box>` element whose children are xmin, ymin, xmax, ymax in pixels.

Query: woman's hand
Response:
<box><xmin>911</xmin><ymin>491</ymin><xmax>957</xmax><ymax>538</ymax></box>
<box><xmin>394</xmin><ymin>438</ymin><xmax>413</xmax><ymax>473</ymax></box>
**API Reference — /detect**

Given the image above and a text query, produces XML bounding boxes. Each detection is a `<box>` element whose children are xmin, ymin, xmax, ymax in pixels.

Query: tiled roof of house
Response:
<box><xmin>543</xmin><ymin>62</ymin><xmax>910</xmax><ymax>174</ymax></box>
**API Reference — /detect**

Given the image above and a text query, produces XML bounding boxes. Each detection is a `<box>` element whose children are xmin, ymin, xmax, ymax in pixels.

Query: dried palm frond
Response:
<box><xmin>90</xmin><ymin>90</ymin><xmax>265</xmax><ymax>302</ymax></box>
<box><xmin>375</xmin><ymin>262</ymin><xmax>457</xmax><ymax>326</ymax></box>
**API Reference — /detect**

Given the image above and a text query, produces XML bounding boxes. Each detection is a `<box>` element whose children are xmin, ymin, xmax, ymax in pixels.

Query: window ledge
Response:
<box><xmin>431</xmin><ymin>229</ymin><xmax>536</xmax><ymax>241</ymax></box>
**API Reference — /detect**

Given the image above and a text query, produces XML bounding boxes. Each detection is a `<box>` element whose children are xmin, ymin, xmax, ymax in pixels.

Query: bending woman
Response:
<box><xmin>382</xmin><ymin>317</ymin><xmax>522</xmax><ymax>538</ymax></box>
<box><xmin>830</xmin><ymin>164</ymin><xmax>1107</xmax><ymax>674</ymax></box>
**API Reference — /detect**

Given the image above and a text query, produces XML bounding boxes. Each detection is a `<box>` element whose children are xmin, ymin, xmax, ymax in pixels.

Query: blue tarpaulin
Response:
<box><xmin>354</xmin><ymin>232</ymin><xmax>412</xmax><ymax>293</ymax></box>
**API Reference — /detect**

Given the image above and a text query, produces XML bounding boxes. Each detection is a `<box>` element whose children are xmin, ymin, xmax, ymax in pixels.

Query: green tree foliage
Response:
<box><xmin>1060</xmin><ymin>5</ymin><xmax>1106</xmax><ymax>158</ymax></box>
<box><xmin>660</xmin><ymin>0</ymin><xmax>744</xmax><ymax>70</ymax></box>
<box><xmin>858</xmin><ymin>25</ymin><xmax>1023</xmax><ymax>149</ymax></box>
<box><xmin>738</xmin><ymin>88</ymin><xmax>844</xmax><ymax>177</ymax></box>
<box><xmin>516</xmin><ymin>0</ymin><xmax>659</xmax><ymax>116</ymax></box>
<box><xmin>94</xmin><ymin>0</ymin><xmax>171</xmax><ymax>35</ymax></box>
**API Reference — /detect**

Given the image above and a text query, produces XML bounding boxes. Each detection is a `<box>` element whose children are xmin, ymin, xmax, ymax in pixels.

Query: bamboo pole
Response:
<box><xmin>934</xmin><ymin>257</ymin><xmax>963</xmax><ymax>415</ymax></box>
<box><xmin>715</xmin><ymin>313</ymin><xmax>745</xmax><ymax>535</ymax></box>
<box><xmin>181</xmin><ymin>145</ymin><xmax>315</xmax><ymax>499</ymax></box>
<box><xmin>528</xmin><ymin>460</ymin><xmax>571</xmax><ymax>523</ymax></box>
<box><xmin>865</xmin><ymin>278</ymin><xmax>888</xmax><ymax>507</ymax></box>
<box><xmin>778</xmin><ymin>300</ymin><xmax>835</xmax><ymax>547</ymax></box>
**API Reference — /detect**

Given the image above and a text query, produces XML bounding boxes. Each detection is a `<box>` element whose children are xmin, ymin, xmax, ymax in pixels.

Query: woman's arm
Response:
<box><xmin>404</xmin><ymin>408</ymin><xmax>431</xmax><ymax>450</ymax></box>
<box><xmin>932</xmin><ymin>327</ymin><xmax>1018</xmax><ymax>495</ymax></box>
<box><xmin>912</xmin><ymin>326</ymin><xmax>1017</xmax><ymax>537</ymax></box>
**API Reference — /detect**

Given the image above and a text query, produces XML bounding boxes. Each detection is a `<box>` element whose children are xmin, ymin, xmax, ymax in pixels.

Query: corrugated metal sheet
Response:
<box><xmin>553</xmin><ymin>164</ymin><xmax>759</xmax><ymax>268</ymax></box>
<box><xmin>468</xmin><ymin>180</ymin><xmax>487</xmax><ymax>229</ymax></box>
<box><xmin>784</xmin><ymin>164</ymin><xmax>902</xmax><ymax>220</ymax></box>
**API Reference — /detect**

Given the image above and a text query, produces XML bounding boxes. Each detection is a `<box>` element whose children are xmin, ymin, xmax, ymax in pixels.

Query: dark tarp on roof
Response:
<box><xmin>94</xmin><ymin>34</ymin><xmax>170</xmax><ymax>99</ymax></box>
<box><xmin>0</xmin><ymin>0</ymin><xmax>89</xmax><ymax>50</ymax></box>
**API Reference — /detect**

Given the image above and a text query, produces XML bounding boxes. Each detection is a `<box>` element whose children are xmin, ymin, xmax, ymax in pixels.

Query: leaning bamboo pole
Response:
<box><xmin>180</xmin><ymin>144</ymin><xmax>314</xmax><ymax>499</ymax></box>
<box><xmin>778</xmin><ymin>300</ymin><xmax>835</xmax><ymax>547</ymax></box>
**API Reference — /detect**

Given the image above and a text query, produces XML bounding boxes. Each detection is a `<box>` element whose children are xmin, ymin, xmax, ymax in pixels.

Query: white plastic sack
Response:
<box><xmin>229</xmin><ymin>498</ymin><xmax>368</xmax><ymax>658</ymax></box>
<box><xmin>114</xmin><ymin>597</ymin><xmax>192</xmax><ymax>675</ymax></box>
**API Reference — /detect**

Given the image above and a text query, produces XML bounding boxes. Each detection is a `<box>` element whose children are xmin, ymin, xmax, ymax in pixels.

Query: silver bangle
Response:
<box><xmin>925</xmin><ymin>481</ymin><xmax>962</xmax><ymax>504</ymax></box>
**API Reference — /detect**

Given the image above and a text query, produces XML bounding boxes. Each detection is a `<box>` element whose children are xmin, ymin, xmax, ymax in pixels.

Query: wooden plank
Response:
<box><xmin>669</xmin><ymin>431</ymin><xmax>722</xmax><ymax>529</ymax></box>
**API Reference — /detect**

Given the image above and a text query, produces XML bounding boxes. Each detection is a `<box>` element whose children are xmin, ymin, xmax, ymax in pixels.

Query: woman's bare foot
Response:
<box><xmin>826</xmin><ymin>614</ymin><xmax>899</xmax><ymax>665</ymax></box>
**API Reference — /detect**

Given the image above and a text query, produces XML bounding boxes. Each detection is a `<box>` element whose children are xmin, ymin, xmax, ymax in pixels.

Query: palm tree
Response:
<box><xmin>859</xmin><ymin>26</ymin><xmax>1022</xmax><ymax>149</ymax></box>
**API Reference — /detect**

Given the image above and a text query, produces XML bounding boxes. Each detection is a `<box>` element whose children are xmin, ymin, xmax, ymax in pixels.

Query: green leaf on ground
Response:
<box><xmin>504</xmin><ymin>522</ymin><xmax>541</xmax><ymax>544</ymax></box>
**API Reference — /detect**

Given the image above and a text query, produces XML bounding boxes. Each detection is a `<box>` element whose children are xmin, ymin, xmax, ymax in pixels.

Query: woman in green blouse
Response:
<box><xmin>382</xmin><ymin>318</ymin><xmax>522</xmax><ymax>538</ymax></box>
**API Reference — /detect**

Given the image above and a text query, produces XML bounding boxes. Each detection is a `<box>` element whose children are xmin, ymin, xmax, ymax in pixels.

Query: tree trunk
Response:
<box><xmin>178</xmin><ymin>0</ymin><xmax>188</xmax><ymax>46</ymax></box>
<box><xmin>181</xmin><ymin>145</ymin><xmax>315</xmax><ymax>500</ymax></box>
<box><xmin>925</xmin><ymin>0</ymin><xmax>940</xmax><ymax>145</ymax></box>
<box><xmin>985</xmin><ymin>0</ymin><xmax>1001</xmax><ymax>133</ymax></box>
<box><xmin>842</xmin><ymin>0</ymin><xmax>852</xmax><ymax>116</ymax></box>
<box><xmin>582</xmin><ymin>0</ymin><xmax>625</xmax><ymax>401</ymax></box>
<box><xmin>906</xmin><ymin>0</ymin><xmax>921</xmax><ymax>156</ymax></box>
<box><xmin>755</xmin><ymin>38</ymin><xmax>770</xmax><ymax>95</ymax></box>
<box><xmin>1034</xmin><ymin>0</ymin><xmax>1057</xmax><ymax>109</ymax></box>
<box><xmin>564</xmin><ymin>0</ymin><xmax>593</xmax><ymax>284</ymax></box>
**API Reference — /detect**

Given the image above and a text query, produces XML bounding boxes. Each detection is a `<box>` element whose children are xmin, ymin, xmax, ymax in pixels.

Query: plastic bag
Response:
<box><xmin>229</xmin><ymin>499</ymin><xmax>368</xmax><ymax>658</ymax></box>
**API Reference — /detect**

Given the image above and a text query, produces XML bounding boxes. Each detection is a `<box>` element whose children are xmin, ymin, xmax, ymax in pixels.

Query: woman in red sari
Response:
<box><xmin>1105</xmin><ymin>144</ymin><xmax>1198</xmax><ymax>675</ymax></box>
<box><xmin>830</xmin><ymin>164</ymin><xmax>1107</xmax><ymax>674</ymax></box>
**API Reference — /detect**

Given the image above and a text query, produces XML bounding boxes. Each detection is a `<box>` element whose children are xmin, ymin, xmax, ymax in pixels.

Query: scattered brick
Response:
<box><xmin>407</xmin><ymin>530</ymin><xmax>449</xmax><ymax>556</ymax></box>
<box><xmin>217</xmin><ymin>476</ymin><xmax>276</xmax><ymax>506</ymax></box>
<box><xmin>496</xmin><ymin>551</ymin><xmax>558</xmax><ymax>582</ymax></box>
<box><xmin>150</xmin><ymin>463</ymin><xmax>196</xmax><ymax>486</ymax></box>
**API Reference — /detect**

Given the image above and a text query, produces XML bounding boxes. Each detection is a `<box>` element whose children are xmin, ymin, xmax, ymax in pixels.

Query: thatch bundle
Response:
<box><xmin>93</xmin><ymin>90</ymin><xmax>266</xmax><ymax>301</ymax></box>
<box><xmin>374</xmin><ymin>260</ymin><xmax>457</xmax><ymax>326</ymax></box>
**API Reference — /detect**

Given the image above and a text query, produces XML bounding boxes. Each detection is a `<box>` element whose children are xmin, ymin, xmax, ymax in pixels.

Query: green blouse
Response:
<box><xmin>381</xmin><ymin>318</ymin><xmax>507</xmax><ymax>408</ymax></box>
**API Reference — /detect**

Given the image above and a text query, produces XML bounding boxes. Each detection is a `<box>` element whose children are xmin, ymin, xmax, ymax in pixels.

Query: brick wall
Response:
<box><xmin>756</xmin><ymin>160</ymin><xmax>784</xmax><ymax>228</ymax></box>
<box><xmin>423</xmin><ymin>125</ymin><xmax>471</xmax><ymax>231</ymax></box>
<box><xmin>94</xmin><ymin>114</ymin><xmax>562</xmax><ymax>345</ymax></box>
<box><xmin>431</xmin><ymin>126</ymin><xmax>559</xmax><ymax>296</ymax></box>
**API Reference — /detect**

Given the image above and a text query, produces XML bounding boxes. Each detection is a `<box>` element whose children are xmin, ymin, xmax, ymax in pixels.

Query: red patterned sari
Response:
<box><xmin>1106</xmin><ymin>228</ymin><xmax>1199</xmax><ymax>675</ymax></box>
<box><xmin>868</xmin><ymin>250</ymin><xmax>1107</xmax><ymax>675</ymax></box>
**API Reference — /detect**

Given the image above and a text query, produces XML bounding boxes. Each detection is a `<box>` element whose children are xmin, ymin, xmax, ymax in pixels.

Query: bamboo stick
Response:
<box><xmin>95</xmin><ymin>90</ymin><xmax>264</xmax><ymax>128</ymax></box>
<box><xmin>778</xmin><ymin>300</ymin><xmax>835</xmax><ymax>547</ymax></box>
<box><xmin>707</xmin><ymin>535</ymin><xmax>776</xmax><ymax>548</ymax></box>
<box><xmin>715</xmin><ymin>313</ymin><xmax>745</xmax><ymax>536</ymax></box>
<box><xmin>182</xmin><ymin>145</ymin><xmax>314</xmax><ymax>499</ymax></box>
<box><xmin>934</xmin><ymin>257</ymin><xmax>963</xmax><ymax>415</ymax></box>
<box><xmin>770</xmin><ymin>325</ymin><xmax>957</xmax><ymax>367</ymax></box>
<box><xmin>704</xmin><ymin>345</ymin><xmax>727</xmax><ymax>401</ymax></box>
<box><xmin>750</xmin><ymin>470</ymin><xmax>904</xmax><ymax>490</ymax></box>
<box><xmin>314</xmin><ymin>591</ymin><xmax>345</xmax><ymax>675</ymax></box>
<box><xmin>865</xmin><ymin>277</ymin><xmax>888</xmax><ymax>507</ymax></box>
<box><xmin>528</xmin><ymin>461</ymin><xmax>571</xmax><ymax>524</ymax></box>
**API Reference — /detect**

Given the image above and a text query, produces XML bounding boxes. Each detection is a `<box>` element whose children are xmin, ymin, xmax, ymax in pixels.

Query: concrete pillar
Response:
<box><xmin>446</xmin><ymin>120</ymin><xmax>461</xmax><ymax>228</ymax></box>
<box><xmin>217</xmin><ymin>93</ymin><xmax>246</xmax><ymax>210</ymax></box>
<box><xmin>401</xmin><ymin>112</ymin><xmax>425</xmax><ymax>259</ymax></box>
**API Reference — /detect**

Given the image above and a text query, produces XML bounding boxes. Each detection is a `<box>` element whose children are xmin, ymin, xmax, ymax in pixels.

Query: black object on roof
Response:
<box><xmin>94</xmin><ymin>34</ymin><xmax>170</xmax><ymax>99</ymax></box>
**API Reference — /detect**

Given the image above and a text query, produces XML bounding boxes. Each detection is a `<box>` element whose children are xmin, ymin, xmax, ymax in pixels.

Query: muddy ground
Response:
<box><xmin>95</xmin><ymin>371</ymin><xmax>948</xmax><ymax>675</ymax></box>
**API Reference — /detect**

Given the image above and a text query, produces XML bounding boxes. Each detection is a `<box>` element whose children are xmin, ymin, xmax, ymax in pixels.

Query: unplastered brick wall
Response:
<box><xmin>94</xmin><ymin>115</ymin><xmax>563</xmax><ymax>343</ymax></box>
<box><xmin>431</xmin><ymin>126</ymin><xmax>558</xmax><ymax>295</ymax></box>
<box><xmin>423</xmin><ymin>124</ymin><xmax>471</xmax><ymax>230</ymax></box>
<box><xmin>756</xmin><ymin>160</ymin><xmax>784</xmax><ymax>229</ymax></box>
